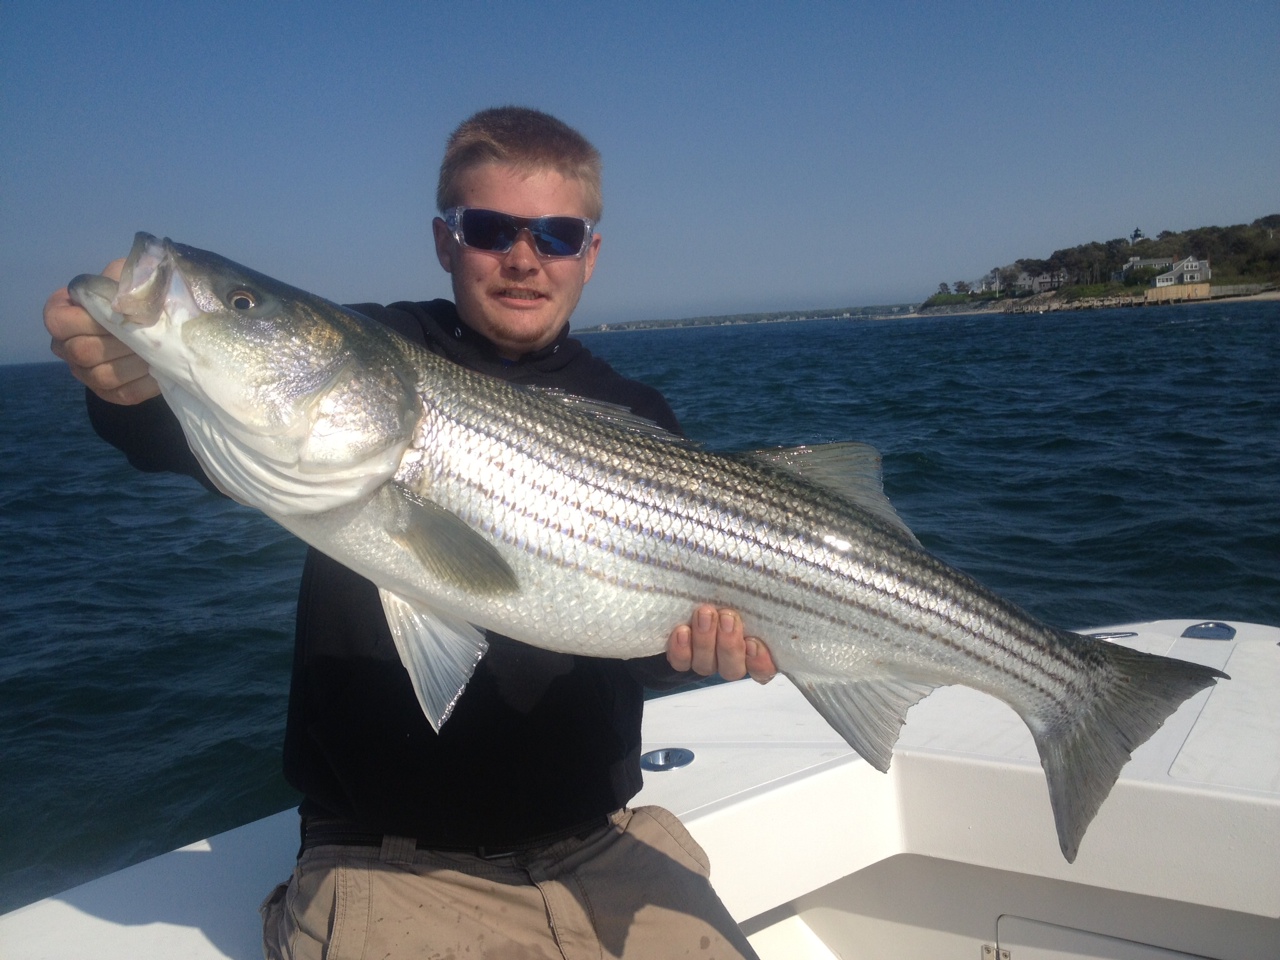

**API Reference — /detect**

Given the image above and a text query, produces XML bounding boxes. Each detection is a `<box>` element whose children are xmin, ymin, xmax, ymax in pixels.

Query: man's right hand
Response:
<box><xmin>45</xmin><ymin>258</ymin><xmax>160</xmax><ymax>405</ymax></box>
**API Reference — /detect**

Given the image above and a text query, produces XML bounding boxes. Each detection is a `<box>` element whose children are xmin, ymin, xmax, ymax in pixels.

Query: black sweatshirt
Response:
<box><xmin>87</xmin><ymin>299</ymin><xmax>690</xmax><ymax>847</ymax></box>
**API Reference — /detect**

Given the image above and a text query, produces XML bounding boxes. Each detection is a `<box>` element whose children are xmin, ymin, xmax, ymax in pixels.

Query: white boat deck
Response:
<box><xmin>3</xmin><ymin>620</ymin><xmax>1278</xmax><ymax>959</ymax></box>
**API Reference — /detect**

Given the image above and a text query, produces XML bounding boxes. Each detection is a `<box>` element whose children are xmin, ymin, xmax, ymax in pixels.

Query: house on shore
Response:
<box><xmin>1115</xmin><ymin>256</ymin><xmax>1175</xmax><ymax>281</ymax></box>
<box><xmin>1155</xmin><ymin>256</ymin><xmax>1211</xmax><ymax>286</ymax></box>
<box><xmin>1014</xmin><ymin>269</ymin><xmax>1069</xmax><ymax>293</ymax></box>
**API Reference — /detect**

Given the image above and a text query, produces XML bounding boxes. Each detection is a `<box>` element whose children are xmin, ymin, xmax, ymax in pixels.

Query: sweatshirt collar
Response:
<box><xmin>434</xmin><ymin>301</ymin><xmax>579</xmax><ymax>374</ymax></box>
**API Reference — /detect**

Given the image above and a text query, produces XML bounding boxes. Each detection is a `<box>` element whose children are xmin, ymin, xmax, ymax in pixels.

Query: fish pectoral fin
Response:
<box><xmin>378</xmin><ymin>589</ymin><xmax>489</xmax><ymax>732</ymax></box>
<box><xmin>793</xmin><ymin>673</ymin><xmax>938</xmax><ymax>771</ymax></box>
<box><xmin>747</xmin><ymin>442</ymin><xmax>921</xmax><ymax>546</ymax></box>
<box><xmin>388</xmin><ymin>488</ymin><xmax>519</xmax><ymax>595</ymax></box>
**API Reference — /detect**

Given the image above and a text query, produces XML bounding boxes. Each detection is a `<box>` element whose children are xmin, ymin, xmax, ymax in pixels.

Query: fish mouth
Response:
<box><xmin>111</xmin><ymin>232</ymin><xmax>173</xmax><ymax>323</ymax></box>
<box><xmin>66</xmin><ymin>272</ymin><xmax>120</xmax><ymax>323</ymax></box>
<box><xmin>68</xmin><ymin>232</ymin><xmax>202</xmax><ymax>341</ymax></box>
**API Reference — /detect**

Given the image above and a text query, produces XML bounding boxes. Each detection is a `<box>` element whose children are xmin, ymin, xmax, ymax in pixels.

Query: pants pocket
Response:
<box><xmin>259</xmin><ymin>852</ymin><xmax>370</xmax><ymax>960</ymax></box>
<box><xmin>630</xmin><ymin>804</ymin><xmax>711</xmax><ymax>877</ymax></box>
<box><xmin>259</xmin><ymin>881</ymin><xmax>290</xmax><ymax>960</ymax></box>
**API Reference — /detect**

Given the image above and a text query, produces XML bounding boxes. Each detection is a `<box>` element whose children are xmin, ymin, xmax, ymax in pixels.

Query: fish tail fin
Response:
<box><xmin>1028</xmin><ymin>634</ymin><xmax>1227</xmax><ymax>862</ymax></box>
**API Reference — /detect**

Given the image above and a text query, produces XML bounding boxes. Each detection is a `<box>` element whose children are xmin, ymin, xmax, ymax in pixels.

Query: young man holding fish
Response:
<box><xmin>46</xmin><ymin>107</ymin><xmax>774</xmax><ymax>958</ymax></box>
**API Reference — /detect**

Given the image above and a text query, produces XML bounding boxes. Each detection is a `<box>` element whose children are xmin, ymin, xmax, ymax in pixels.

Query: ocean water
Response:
<box><xmin>2</xmin><ymin>300</ymin><xmax>1278</xmax><ymax>912</ymax></box>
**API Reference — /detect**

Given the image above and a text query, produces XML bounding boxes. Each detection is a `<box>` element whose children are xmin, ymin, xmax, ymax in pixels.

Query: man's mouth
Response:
<box><xmin>496</xmin><ymin>287</ymin><xmax>545</xmax><ymax>302</ymax></box>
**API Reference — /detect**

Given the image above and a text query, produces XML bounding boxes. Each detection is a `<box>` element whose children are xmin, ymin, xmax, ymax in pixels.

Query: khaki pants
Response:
<box><xmin>260</xmin><ymin>806</ymin><xmax>759</xmax><ymax>960</ymax></box>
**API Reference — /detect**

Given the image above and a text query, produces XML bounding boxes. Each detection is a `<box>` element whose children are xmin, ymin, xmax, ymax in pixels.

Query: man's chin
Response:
<box><xmin>483</xmin><ymin>315</ymin><xmax>564</xmax><ymax>357</ymax></box>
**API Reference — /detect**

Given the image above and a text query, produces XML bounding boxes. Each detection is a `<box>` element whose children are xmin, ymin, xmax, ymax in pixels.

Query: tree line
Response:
<box><xmin>933</xmin><ymin>214</ymin><xmax>1280</xmax><ymax>300</ymax></box>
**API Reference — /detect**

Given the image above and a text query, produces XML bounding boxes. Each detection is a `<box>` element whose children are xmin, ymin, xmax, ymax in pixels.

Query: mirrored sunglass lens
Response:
<box><xmin>460</xmin><ymin>209</ymin><xmax>518</xmax><ymax>251</ymax></box>
<box><xmin>458</xmin><ymin>210</ymin><xmax>587</xmax><ymax>257</ymax></box>
<box><xmin>532</xmin><ymin>218</ymin><xmax>586</xmax><ymax>257</ymax></box>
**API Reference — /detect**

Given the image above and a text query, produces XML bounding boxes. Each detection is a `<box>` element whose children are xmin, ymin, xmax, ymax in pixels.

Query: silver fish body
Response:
<box><xmin>70</xmin><ymin>233</ymin><xmax>1227</xmax><ymax>862</ymax></box>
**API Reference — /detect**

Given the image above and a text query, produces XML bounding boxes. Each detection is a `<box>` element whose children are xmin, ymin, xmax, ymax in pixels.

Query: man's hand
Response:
<box><xmin>667</xmin><ymin>605</ymin><xmax>777</xmax><ymax>684</ymax></box>
<box><xmin>45</xmin><ymin>258</ymin><xmax>160</xmax><ymax>405</ymax></box>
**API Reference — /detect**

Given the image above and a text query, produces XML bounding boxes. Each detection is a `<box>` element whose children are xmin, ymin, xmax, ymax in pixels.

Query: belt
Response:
<box><xmin>300</xmin><ymin>814</ymin><xmax>613</xmax><ymax>860</ymax></box>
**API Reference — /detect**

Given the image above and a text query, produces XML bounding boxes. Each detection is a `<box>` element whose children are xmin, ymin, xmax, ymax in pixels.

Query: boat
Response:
<box><xmin>2</xmin><ymin>618</ymin><xmax>1277</xmax><ymax>959</ymax></box>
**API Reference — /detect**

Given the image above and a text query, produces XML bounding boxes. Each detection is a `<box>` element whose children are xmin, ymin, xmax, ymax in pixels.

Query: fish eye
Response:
<box><xmin>228</xmin><ymin>289</ymin><xmax>257</xmax><ymax>311</ymax></box>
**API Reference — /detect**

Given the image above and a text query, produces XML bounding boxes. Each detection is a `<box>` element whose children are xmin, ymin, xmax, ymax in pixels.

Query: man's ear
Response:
<box><xmin>581</xmin><ymin>232</ymin><xmax>602</xmax><ymax>285</ymax></box>
<box><xmin>432</xmin><ymin>217</ymin><xmax>454</xmax><ymax>274</ymax></box>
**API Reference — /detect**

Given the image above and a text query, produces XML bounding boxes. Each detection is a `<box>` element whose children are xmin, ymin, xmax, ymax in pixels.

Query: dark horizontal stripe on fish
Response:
<box><xmin>428</xmin><ymin>436</ymin><xmax>1085</xmax><ymax>705</ymax></box>
<box><xmin>426</xmin><ymin>405</ymin><xmax>1091</xmax><ymax>701</ymax></box>
<box><xmin>416</xmin><ymin>387</ymin><xmax>1092</xmax><ymax>699</ymax></box>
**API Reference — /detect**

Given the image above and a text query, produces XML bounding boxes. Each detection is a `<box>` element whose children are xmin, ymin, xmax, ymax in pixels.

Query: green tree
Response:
<box><xmin>1123</xmin><ymin>266</ymin><xmax>1161</xmax><ymax>287</ymax></box>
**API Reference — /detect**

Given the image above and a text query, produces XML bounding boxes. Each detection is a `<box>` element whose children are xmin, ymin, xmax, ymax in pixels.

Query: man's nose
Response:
<box><xmin>501</xmin><ymin>228</ymin><xmax>541</xmax><ymax>269</ymax></box>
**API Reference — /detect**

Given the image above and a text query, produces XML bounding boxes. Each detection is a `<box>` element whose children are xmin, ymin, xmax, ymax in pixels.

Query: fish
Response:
<box><xmin>69</xmin><ymin>232</ymin><xmax>1227</xmax><ymax>862</ymax></box>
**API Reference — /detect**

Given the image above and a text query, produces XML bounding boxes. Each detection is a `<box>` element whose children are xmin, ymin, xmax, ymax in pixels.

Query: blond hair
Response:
<box><xmin>437</xmin><ymin>107</ymin><xmax>603</xmax><ymax>221</ymax></box>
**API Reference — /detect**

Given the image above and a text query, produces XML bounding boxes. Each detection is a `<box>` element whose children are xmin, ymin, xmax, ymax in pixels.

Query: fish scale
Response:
<box><xmin>69</xmin><ymin>232</ymin><xmax>1228</xmax><ymax>862</ymax></box>
<box><xmin>411</xmin><ymin>356</ymin><xmax>1149</xmax><ymax>713</ymax></box>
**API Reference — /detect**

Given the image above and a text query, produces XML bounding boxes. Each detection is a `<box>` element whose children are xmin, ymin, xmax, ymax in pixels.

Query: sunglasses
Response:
<box><xmin>443</xmin><ymin>207</ymin><xmax>596</xmax><ymax>260</ymax></box>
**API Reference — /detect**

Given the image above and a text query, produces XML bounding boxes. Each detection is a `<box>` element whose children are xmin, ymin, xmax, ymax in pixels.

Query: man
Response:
<box><xmin>46</xmin><ymin>106</ymin><xmax>775</xmax><ymax>959</ymax></box>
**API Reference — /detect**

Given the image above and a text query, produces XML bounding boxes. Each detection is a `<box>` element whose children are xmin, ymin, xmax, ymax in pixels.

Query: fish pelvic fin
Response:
<box><xmin>378</xmin><ymin>589</ymin><xmax>489</xmax><ymax>731</ymax></box>
<box><xmin>793</xmin><ymin>673</ymin><xmax>939</xmax><ymax>772</ymax></box>
<box><xmin>1028</xmin><ymin>634</ymin><xmax>1228</xmax><ymax>862</ymax></box>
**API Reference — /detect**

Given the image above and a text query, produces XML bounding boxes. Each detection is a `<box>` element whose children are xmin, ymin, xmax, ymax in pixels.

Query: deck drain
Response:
<box><xmin>1180</xmin><ymin>621</ymin><xmax>1236</xmax><ymax>640</ymax></box>
<box><xmin>640</xmin><ymin>748</ymin><xmax>695</xmax><ymax>771</ymax></box>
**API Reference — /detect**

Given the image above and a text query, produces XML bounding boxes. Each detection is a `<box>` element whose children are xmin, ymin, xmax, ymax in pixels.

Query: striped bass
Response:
<box><xmin>70</xmin><ymin>233</ymin><xmax>1227</xmax><ymax>862</ymax></box>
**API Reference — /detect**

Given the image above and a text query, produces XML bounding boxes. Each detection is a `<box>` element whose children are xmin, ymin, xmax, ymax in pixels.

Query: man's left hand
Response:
<box><xmin>667</xmin><ymin>605</ymin><xmax>777</xmax><ymax>684</ymax></box>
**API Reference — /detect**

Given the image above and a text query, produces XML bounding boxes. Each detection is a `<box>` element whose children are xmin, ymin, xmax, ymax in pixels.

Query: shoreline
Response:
<box><xmin>579</xmin><ymin>288</ymin><xmax>1279</xmax><ymax>334</ymax></box>
<box><xmin>905</xmin><ymin>286</ymin><xmax>1280</xmax><ymax>320</ymax></box>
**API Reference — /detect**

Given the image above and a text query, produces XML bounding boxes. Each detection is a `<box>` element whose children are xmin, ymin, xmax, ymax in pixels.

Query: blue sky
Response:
<box><xmin>3</xmin><ymin>1</ymin><xmax>1277</xmax><ymax>364</ymax></box>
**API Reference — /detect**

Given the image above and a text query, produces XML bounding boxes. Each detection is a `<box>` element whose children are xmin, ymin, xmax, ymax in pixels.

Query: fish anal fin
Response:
<box><xmin>793</xmin><ymin>673</ymin><xmax>938</xmax><ymax>771</ymax></box>
<box><xmin>748</xmin><ymin>443</ymin><xmax>920</xmax><ymax>545</ymax></box>
<box><xmin>388</xmin><ymin>486</ymin><xmax>519</xmax><ymax>595</ymax></box>
<box><xmin>378</xmin><ymin>589</ymin><xmax>489</xmax><ymax>731</ymax></box>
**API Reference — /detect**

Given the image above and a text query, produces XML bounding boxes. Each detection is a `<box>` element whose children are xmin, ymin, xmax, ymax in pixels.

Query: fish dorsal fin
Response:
<box><xmin>532</xmin><ymin>387</ymin><xmax>699</xmax><ymax>447</ymax></box>
<box><xmin>387</xmin><ymin>486</ymin><xmax>519</xmax><ymax>595</ymax></box>
<box><xmin>749</xmin><ymin>442</ymin><xmax>920</xmax><ymax>545</ymax></box>
<box><xmin>378</xmin><ymin>589</ymin><xmax>489</xmax><ymax>731</ymax></box>
<box><xmin>792</xmin><ymin>673</ymin><xmax>938</xmax><ymax>771</ymax></box>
